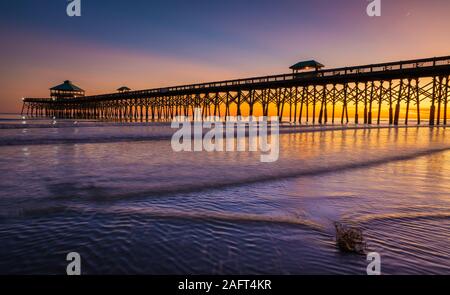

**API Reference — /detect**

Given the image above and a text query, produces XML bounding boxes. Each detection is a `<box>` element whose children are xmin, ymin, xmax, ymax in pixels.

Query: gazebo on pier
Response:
<box><xmin>289</xmin><ymin>60</ymin><xmax>325</xmax><ymax>73</ymax></box>
<box><xmin>117</xmin><ymin>86</ymin><xmax>131</xmax><ymax>93</ymax></box>
<box><xmin>50</xmin><ymin>80</ymin><xmax>85</xmax><ymax>100</ymax></box>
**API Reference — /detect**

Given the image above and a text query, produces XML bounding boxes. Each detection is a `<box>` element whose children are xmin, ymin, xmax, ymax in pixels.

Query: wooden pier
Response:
<box><xmin>22</xmin><ymin>56</ymin><xmax>450</xmax><ymax>125</ymax></box>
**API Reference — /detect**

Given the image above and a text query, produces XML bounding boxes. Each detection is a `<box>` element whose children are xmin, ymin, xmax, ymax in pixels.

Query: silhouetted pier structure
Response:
<box><xmin>22</xmin><ymin>56</ymin><xmax>450</xmax><ymax>125</ymax></box>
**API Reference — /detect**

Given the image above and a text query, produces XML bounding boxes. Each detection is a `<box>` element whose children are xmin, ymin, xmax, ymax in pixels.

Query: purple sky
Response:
<box><xmin>1</xmin><ymin>0</ymin><xmax>450</xmax><ymax>112</ymax></box>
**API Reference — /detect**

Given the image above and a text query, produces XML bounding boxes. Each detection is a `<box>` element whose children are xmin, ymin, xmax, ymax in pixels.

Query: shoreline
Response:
<box><xmin>0</xmin><ymin>122</ymin><xmax>447</xmax><ymax>147</ymax></box>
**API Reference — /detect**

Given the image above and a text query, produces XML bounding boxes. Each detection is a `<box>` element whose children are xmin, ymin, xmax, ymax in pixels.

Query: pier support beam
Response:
<box><xmin>368</xmin><ymin>81</ymin><xmax>374</xmax><ymax>124</ymax></box>
<box><xmin>416</xmin><ymin>79</ymin><xmax>421</xmax><ymax>125</ymax></box>
<box><xmin>388</xmin><ymin>81</ymin><xmax>393</xmax><ymax>125</ymax></box>
<box><xmin>430</xmin><ymin>77</ymin><xmax>437</xmax><ymax>126</ymax></box>
<box><xmin>444</xmin><ymin>76</ymin><xmax>449</xmax><ymax>125</ymax></box>
<box><xmin>312</xmin><ymin>86</ymin><xmax>317</xmax><ymax>124</ymax></box>
<box><xmin>341</xmin><ymin>84</ymin><xmax>349</xmax><ymax>124</ymax></box>
<box><xmin>394</xmin><ymin>79</ymin><xmax>403</xmax><ymax>126</ymax></box>
<box><xmin>364</xmin><ymin>82</ymin><xmax>368</xmax><ymax>124</ymax></box>
<box><xmin>405</xmin><ymin>79</ymin><xmax>412</xmax><ymax>125</ymax></box>
<box><xmin>377</xmin><ymin>81</ymin><xmax>383</xmax><ymax>125</ymax></box>
<box><xmin>354</xmin><ymin>83</ymin><xmax>359</xmax><ymax>124</ymax></box>
<box><xmin>437</xmin><ymin>76</ymin><xmax>443</xmax><ymax>125</ymax></box>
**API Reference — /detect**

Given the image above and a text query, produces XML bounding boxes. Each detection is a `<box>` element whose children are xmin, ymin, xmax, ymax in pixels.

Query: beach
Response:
<box><xmin>0</xmin><ymin>115</ymin><xmax>449</xmax><ymax>274</ymax></box>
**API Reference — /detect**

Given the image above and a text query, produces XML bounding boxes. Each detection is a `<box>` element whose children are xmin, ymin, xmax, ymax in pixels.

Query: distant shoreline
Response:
<box><xmin>0</xmin><ymin>122</ymin><xmax>447</xmax><ymax>147</ymax></box>
<box><xmin>0</xmin><ymin>118</ymin><xmax>446</xmax><ymax>130</ymax></box>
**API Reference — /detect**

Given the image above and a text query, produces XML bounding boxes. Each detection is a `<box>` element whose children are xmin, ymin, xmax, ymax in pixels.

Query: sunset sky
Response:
<box><xmin>1</xmin><ymin>0</ymin><xmax>450</xmax><ymax>113</ymax></box>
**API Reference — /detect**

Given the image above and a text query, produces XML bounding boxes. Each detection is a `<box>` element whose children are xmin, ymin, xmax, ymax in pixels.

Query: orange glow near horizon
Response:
<box><xmin>1</xmin><ymin>1</ymin><xmax>450</xmax><ymax>114</ymax></box>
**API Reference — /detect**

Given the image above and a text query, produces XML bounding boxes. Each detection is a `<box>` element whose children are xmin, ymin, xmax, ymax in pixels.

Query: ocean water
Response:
<box><xmin>0</xmin><ymin>115</ymin><xmax>449</xmax><ymax>274</ymax></box>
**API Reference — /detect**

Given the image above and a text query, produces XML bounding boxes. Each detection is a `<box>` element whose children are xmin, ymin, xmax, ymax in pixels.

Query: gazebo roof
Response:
<box><xmin>117</xmin><ymin>86</ymin><xmax>131</xmax><ymax>91</ymax></box>
<box><xmin>289</xmin><ymin>60</ymin><xmax>325</xmax><ymax>71</ymax></box>
<box><xmin>50</xmin><ymin>80</ymin><xmax>84</xmax><ymax>92</ymax></box>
